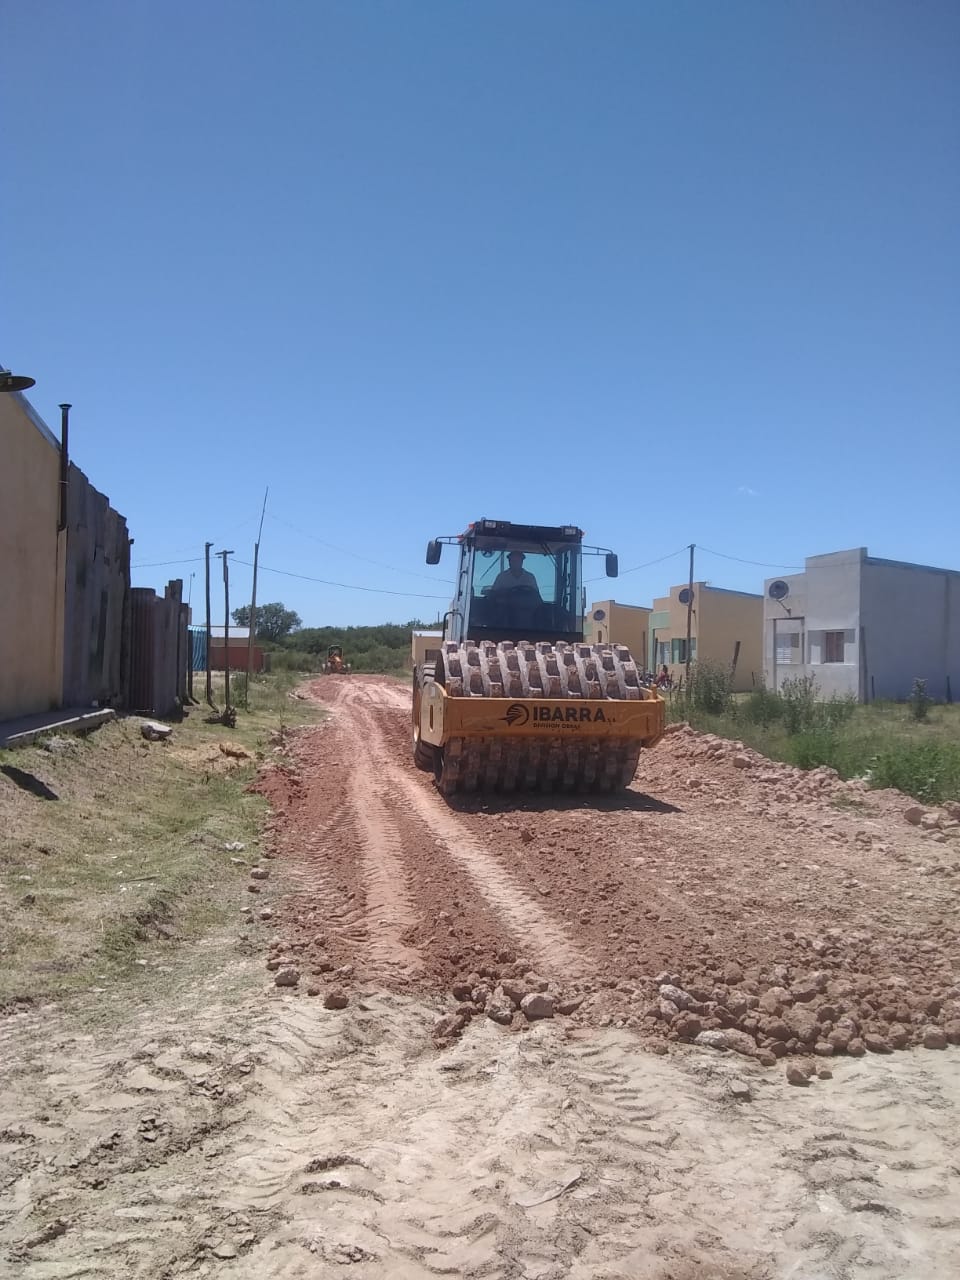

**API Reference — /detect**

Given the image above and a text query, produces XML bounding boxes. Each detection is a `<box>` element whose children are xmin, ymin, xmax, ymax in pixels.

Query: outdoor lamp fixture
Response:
<box><xmin>0</xmin><ymin>367</ymin><xmax>36</xmax><ymax>392</ymax></box>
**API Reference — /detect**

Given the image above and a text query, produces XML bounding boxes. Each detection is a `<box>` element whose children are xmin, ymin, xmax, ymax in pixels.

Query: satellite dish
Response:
<box><xmin>678</xmin><ymin>588</ymin><xmax>694</xmax><ymax>605</ymax></box>
<box><xmin>0</xmin><ymin>369</ymin><xmax>36</xmax><ymax>393</ymax></box>
<box><xmin>768</xmin><ymin>580</ymin><xmax>789</xmax><ymax>601</ymax></box>
<box><xmin>592</xmin><ymin>609</ymin><xmax>606</xmax><ymax>621</ymax></box>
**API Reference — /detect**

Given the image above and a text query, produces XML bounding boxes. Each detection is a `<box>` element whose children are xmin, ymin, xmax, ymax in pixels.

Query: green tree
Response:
<box><xmin>232</xmin><ymin>601</ymin><xmax>302</xmax><ymax>642</ymax></box>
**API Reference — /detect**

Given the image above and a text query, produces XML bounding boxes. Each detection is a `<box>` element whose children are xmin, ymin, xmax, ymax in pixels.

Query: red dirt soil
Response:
<box><xmin>252</xmin><ymin>675</ymin><xmax>960</xmax><ymax>1062</ymax></box>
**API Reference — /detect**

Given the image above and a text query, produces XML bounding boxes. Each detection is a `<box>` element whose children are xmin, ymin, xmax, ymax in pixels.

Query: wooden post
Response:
<box><xmin>730</xmin><ymin>639</ymin><xmax>741</xmax><ymax>685</ymax></box>
<box><xmin>684</xmin><ymin>543</ymin><xmax>695</xmax><ymax>690</ymax></box>
<box><xmin>204</xmin><ymin>542</ymin><xmax>214</xmax><ymax>708</ymax></box>
<box><xmin>219</xmin><ymin>550</ymin><xmax>234</xmax><ymax>714</ymax></box>
<box><xmin>245</xmin><ymin>488</ymin><xmax>268</xmax><ymax>703</ymax></box>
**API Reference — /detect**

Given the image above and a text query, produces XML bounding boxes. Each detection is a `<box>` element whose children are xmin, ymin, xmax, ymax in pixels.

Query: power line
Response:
<box><xmin>698</xmin><ymin>544</ymin><xmax>803</xmax><ymax>570</ymax></box>
<box><xmin>585</xmin><ymin>544</ymin><xmax>688</xmax><ymax>584</ymax></box>
<box><xmin>131</xmin><ymin>556</ymin><xmax>205</xmax><ymax>569</ymax></box>
<box><xmin>233</xmin><ymin>558</ymin><xmax>449</xmax><ymax>600</ymax></box>
<box><xmin>266</xmin><ymin>511</ymin><xmax>453</xmax><ymax>584</ymax></box>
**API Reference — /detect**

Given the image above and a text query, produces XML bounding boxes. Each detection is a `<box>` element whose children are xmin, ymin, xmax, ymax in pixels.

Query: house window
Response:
<box><xmin>823</xmin><ymin>631</ymin><xmax>845</xmax><ymax>663</ymax></box>
<box><xmin>670</xmin><ymin>638</ymin><xmax>696</xmax><ymax>663</ymax></box>
<box><xmin>775</xmin><ymin>632</ymin><xmax>801</xmax><ymax>665</ymax></box>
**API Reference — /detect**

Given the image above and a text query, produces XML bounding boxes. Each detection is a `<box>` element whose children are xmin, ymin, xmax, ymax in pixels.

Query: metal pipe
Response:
<box><xmin>58</xmin><ymin>404</ymin><xmax>71</xmax><ymax>531</ymax></box>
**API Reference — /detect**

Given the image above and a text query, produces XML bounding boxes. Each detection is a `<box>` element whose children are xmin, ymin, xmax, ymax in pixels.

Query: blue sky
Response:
<box><xmin>4</xmin><ymin>1</ymin><xmax>957</xmax><ymax>627</ymax></box>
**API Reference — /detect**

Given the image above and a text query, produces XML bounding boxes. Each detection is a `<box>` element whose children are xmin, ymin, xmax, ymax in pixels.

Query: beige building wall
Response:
<box><xmin>0</xmin><ymin>392</ymin><xmax>65</xmax><ymax>719</ymax></box>
<box><xmin>696</xmin><ymin>586</ymin><xmax>763</xmax><ymax>691</ymax></box>
<box><xmin>583</xmin><ymin>600</ymin><xmax>651</xmax><ymax>659</ymax></box>
<box><xmin>650</xmin><ymin>583</ymin><xmax>762</xmax><ymax>692</ymax></box>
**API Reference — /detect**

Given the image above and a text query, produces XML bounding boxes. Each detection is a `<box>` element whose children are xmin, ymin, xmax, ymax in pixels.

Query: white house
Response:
<box><xmin>763</xmin><ymin>548</ymin><xmax>960</xmax><ymax>702</ymax></box>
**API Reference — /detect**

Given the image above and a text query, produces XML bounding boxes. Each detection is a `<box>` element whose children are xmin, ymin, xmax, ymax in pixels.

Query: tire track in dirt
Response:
<box><xmin>287</xmin><ymin>680</ymin><xmax>423</xmax><ymax>980</ymax></box>
<box><xmin>328</xmin><ymin>678</ymin><xmax>589</xmax><ymax>981</ymax></box>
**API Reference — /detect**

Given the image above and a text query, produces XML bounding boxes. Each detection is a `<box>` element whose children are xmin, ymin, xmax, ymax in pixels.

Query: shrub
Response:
<box><xmin>870</xmin><ymin>741</ymin><xmax>960</xmax><ymax>805</ymax></box>
<box><xmin>788</xmin><ymin>728</ymin><xmax>843</xmax><ymax>771</ymax></box>
<box><xmin>821</xmin><ymin>691</ymin><xmax>858</xmax><ymax>728</ymax></box>
<box><xmin>779</xmin><ymin>675</ymin><xmax>819</xmax><ymax>735</ymax></box>
<box><xmin>741</xmin><ymin>683</ymin><xmax>784</xmax><ymax>727</ymax></box>
<box><xmin>684</xmin><ymin>661</ymin><xmax>733</xmax><ymax>716</ymax></box>
<box><xmin>910</xmin><ymin>678</ymin><xmax>931</xmax><ymax>723</ymax></box>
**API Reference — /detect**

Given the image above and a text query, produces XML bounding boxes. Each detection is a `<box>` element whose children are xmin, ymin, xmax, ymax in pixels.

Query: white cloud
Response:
<box><xmin>737</xmin><ymin>485</ymin><xmax>758</xmax><ymax>497</ymax></box>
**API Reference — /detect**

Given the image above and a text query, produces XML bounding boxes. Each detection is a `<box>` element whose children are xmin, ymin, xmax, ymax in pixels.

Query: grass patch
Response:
<box><xmin>0</xmin><ymin>673</ymin><xmax>319</xmax><ymax>1008</ymax></box>
<box><xmin>669</xmin><ymin>674</ymin><xmax>960</xmax><ymax>804</ymax></box>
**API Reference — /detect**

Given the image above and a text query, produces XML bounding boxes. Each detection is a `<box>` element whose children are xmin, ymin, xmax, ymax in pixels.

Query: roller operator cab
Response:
<box><xmin>425</xmin><ymin>519</ymin><xmax>620</xmax><ymax>647</ymax></box>
<box><xmin>414</xmin><ymin>518</ymin><xmax>665</xmax><ymax>796</ymax></box>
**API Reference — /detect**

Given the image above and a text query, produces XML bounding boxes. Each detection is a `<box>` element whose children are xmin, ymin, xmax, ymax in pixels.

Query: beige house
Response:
<box><xmin>583</xmin><ymin>600</ymin><xmax>651</xmax><ymax>658</ymax></box>
<box><xmin>650</xmin><ymin>582</ymin><xmax>762</xmax><ymax>692</ymax></box>
<box><xmin>0</xmin><ymin>390</ymin><xmax>66</xmax><ymax>719</ymax></box>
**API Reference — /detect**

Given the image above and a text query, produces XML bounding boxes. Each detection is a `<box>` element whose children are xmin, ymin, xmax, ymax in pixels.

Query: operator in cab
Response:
<box><xmin>490</xmin><ymin>551</ymin><xmax>541</xmax><ymax>598</ymax></box>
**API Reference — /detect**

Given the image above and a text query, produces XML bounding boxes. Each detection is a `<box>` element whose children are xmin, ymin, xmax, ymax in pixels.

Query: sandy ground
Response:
<box><xmin>2</xmin><ymin>675</ymin><xmax>959</xmax><ymax>1278</ymax></box>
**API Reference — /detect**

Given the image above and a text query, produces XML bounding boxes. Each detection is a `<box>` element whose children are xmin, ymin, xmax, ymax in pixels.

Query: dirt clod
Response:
<box><xmin>520</xmin><ymin>992</ymin><xmax>555</xmax><ymax>1020</ymax></box>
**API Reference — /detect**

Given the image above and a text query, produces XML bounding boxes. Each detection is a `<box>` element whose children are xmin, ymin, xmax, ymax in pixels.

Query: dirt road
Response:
<box><xmin>3</xmin><ymin>674</ymin><xmax>959</xmax><ymax>1278</ymax></box>
<box><xmin>263</xmin><ymin>676</ymin><xmax>960</xmax><ymax>1061</ymax></box>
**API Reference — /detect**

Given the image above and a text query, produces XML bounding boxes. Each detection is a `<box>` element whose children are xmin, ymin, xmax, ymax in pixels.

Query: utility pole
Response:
<box><xmin>186</xmin><ymin>574</ymin><xmax>196</xmax><ymax>701</ymax></box>
<box><xmin>204</xmin><ymin>542</ymin><xmax>214</xmax><ymax>709</ymax></box>
<box><xmin>685</xmin><ymin>543</ymin><xmax>695</xmax><ymax>692</ymax></box>
<box><xmin>245</xmin><ymin>487</ymin><xmax>268</xmax><ymax>703</ymax></box>
<box><xmin>218</xmin><ymin>550</ymin><xmax>234</xmax><ymax>721</ymax></box>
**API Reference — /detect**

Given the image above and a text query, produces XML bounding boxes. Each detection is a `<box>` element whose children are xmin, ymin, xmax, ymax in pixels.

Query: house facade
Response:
<box><xmin>582</xmin><ymin>600</ymin><xmax>651</xmax><ymax>657</ymax></box>
<box><xmin>650</xmin><ymin>582</ymin><xmax>763</xmax><ymax>692</ymax></box>
<box><xmin>764</xmin><ymin>548</ymin><xmax>960</xmax><ymax>701</ymax></box>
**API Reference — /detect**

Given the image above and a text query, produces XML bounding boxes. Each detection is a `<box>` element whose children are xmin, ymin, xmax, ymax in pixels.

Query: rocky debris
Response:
<box><xmin>250</xmin><ymin>867</ymin><xmax>269</xmax><ymax>881</ymax></box>
<box><xmin>817</xmin><ymin>1065</ymin><xmax>833</xmax><ymax>1080</ymax></box>
<box><xmin>903</xmin><ymin>805</ymin><xmax>925</xmax><ymax>826</ymax></box>
<box><xmin>246</xmin><ymin>883</ymin><xmax>261</xmax><ymax>894</ymax></box>
<box><xmin>923</xmin><ymin>1027</ymin><xmax>948</xmax><ymax>1050</ymax></box>
<box><xmin>306</xmin><ymin>984</ymin><xmax>321</xmax><ymax>997</ymax></box>
<box><xmin>729</xmin><ymin>1080</ymin><xmax>752</xmax><ymax>1101</ymax></box>
<box><xmin>323</xmin><ymin>989</ymin><xmax>349</xmax><ymax>1010</ymax></box>
<box><xmin>501</xmin><ymin>978</ymin><xmax>527</xmax><ymax>1007</ymax></box>
<box><xmin>723</xmin><ymin>1029</ymin><xmax>759</xmax><ymax>1058</ymax></box>
<box><xmin>140</xmin><ymin>721</ymin><xmax>171</xmax><ymax>741</ymax></box>
<box><xmin>786</xmin><ymin>1063</ymin><xmax>812</xmax><ymax>1087</ymax></box>
<box><xmin>219</xmin><ymin>742</ymin><xmax>251</xmax><ymax>759</ymax></box>
<box><xmin>555</xmin><ymin>997</ymin><xmax>584</xmax><ymax>1016</ymax></box>
<box><xmin>520</xmin><ymin>992</ymin><xmax>555</xmax><ymax>1021</ymax></box>
<box><xmin>888</xmin><ymin>1024</ymin><xmax>911</xmax><ymax>1049</ymax></box>
<box><xmin>224</xmin><ymin>841</ymin><xmax>246</xmax><ymax>852</ymax></box>
<box><xmin>211</xmin><ymin>1241</ymin><xmax>238</xmax><ymax>1260</ymax></box>
<box><xmin>41</xmin><ymin>735</ymin><xmax>78</xmax><ymax>755</ymax></box>
<box><xmin>274</xmin><ymin>967</ymin><xmax>300</xmax><ymax>988</ymax></box>
<box><xmin>732</xmin><ymin>754</ymin><xmax>752</xmax><ymax>770</ymax></box>
<box><xmin>673</xmin><ymin>1012</ymin><xmax>703</xmax><ymax>1041</ymax></box>
<box><xmin>945</xmin><ymin>1021</ymin><xmax>960</xmax><ymax>1045</ymax></box>
<box><xmin>694</xmin><ymin>1030</ymin><xmax>729</xmax><ymax>1051</ymax></box>
<box><xmin>659</xmin><ymin>983</ymin><xmax>692</xmax><ymax>1009</ymax></box>
<box><xmin>486</xmin><ymin>988</ymin><xmax>515</xmax><ymax>1025</ymax></box>
<box><xmin>258</xmin><ymin>909</ymin><xmax>274</xmax><ymax>921</ymax></box>
<box><xmin>864</xmin><ymin>1033</ymin><xmax>892</xmax><ymax>1054</ymax></box>
<box><xmin>433</xmin><ymin>1012</ymin><xmax>466</xmax><ymax>1042</ymax></box>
